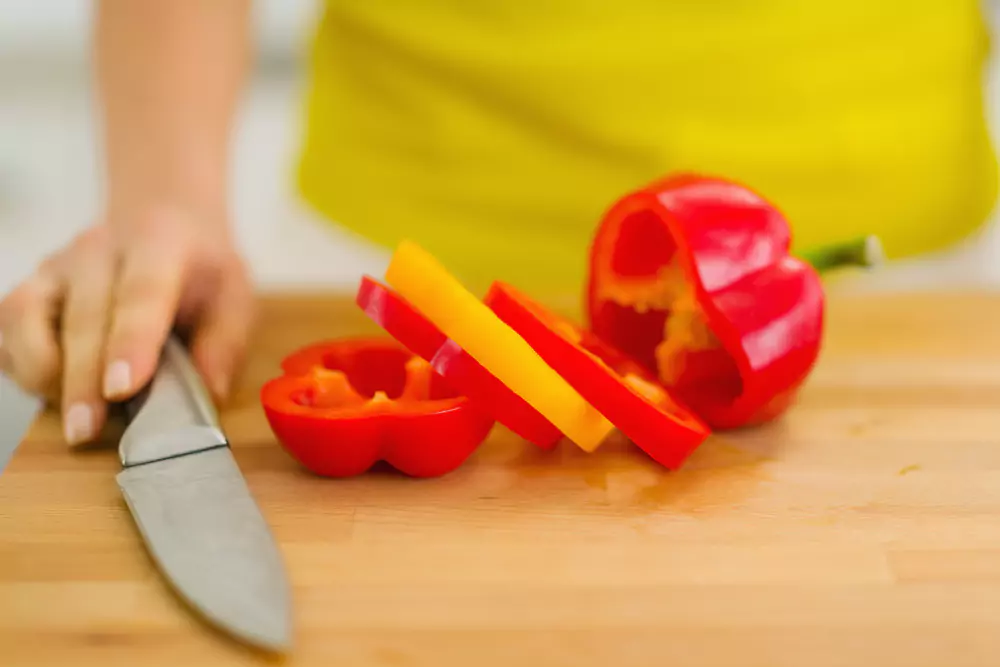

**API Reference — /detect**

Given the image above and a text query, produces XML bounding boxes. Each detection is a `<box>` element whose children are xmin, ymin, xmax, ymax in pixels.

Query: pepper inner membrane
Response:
<box><xmin>294</xmin><ymin>346</ymin><xmax>459</xmax><ymax>408</ymax></box>
<box><xmin>596</xmin><ymin>210</ymin><xmax>743</xmax><ymax>404</ymax></box>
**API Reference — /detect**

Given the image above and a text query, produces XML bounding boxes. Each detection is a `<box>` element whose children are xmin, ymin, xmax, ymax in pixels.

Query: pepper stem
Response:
<box><xmin>798</xmin><ymin>235</ymin><xmax>884</xmax><ymax>274</ymax></box>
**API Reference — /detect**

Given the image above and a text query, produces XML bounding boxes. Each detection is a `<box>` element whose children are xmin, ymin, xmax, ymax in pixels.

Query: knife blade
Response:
<box><xmin>117</xmin><ymin>335</ymin><xmax>292</xmax><ymax>651</ymax></box>
<box><xmin>0</xmin><ymin>371</ymin><xmax>42</xmax><ymax>473</ymax></box>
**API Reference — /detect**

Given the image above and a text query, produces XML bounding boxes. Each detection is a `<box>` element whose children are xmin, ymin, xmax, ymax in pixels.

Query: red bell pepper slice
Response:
<box><xmin>261</xmin><ymin>337</ymin><xmax>495</xmax><ymax>478</ymax></box>
<box><xmin>485</xmin><ymin>282</ymin><xmax>710</xmax><ymax>469</ymax></box>
<box><xmin>586</xmin><ymin>173</ymin><xmax>825</xmax><ymax>429</ymax></box>
<box><xmin>356</xmin><ymin>277</ymin><xmax>564</xmax><ymax>449</ymax></box>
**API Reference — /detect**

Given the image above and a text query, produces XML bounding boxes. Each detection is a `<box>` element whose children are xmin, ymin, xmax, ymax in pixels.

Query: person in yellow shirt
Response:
<box><xmin>0</xmin><ymin>0</ymin><xmax>995</xmax><ymax>446</ymax></box>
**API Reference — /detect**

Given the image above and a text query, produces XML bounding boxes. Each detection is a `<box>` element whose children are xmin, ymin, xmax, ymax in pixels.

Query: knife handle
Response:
<box><xmin>118</xmin><ymin>335</ymin><xmax>228</xmax><ymax>468</ymax></box>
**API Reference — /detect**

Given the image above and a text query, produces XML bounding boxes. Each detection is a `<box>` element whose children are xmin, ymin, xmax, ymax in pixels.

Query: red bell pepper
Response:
<box><xmin>260</xmin><ymin>337</ymin><xmax>495</xmax><ymax>478</ymax></box>
<box><xmin>356</xmin><ymin>277</ymin><xmax>564</xmax><ymax>449</ymax></box>
<box><xmin>485</xmin><ymin>282</ymin><xmax>710</xmax><ymax>469</ymax></box>
<box><xmin>586</xmin><ymin>173</ymin><xmax>827</xmax><ymax>429</ymax></box>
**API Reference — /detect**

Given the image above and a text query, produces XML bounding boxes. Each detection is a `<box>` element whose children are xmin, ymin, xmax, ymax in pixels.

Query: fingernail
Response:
<box><xmin>64</xmin><ymin>403</ymin><xmax>94</xmax><ymax>445</ymax></box>
<box><xmin>103</xmin><ymin>360</ymin><xmax>132</xmax><ymax>398</ymax></box>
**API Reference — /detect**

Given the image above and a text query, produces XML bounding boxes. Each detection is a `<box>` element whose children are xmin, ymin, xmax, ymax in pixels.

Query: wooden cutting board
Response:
<box><xmin>3</xmin><ymin>291</ymin><xmax>1000</xmax><ymax>667</ymax></box>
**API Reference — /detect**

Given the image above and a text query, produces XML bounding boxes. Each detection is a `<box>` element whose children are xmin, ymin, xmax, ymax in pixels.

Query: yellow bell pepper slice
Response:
<box><xmin>384</xmin><ymin>240</ymin><xmax>614</xmax><ymax>452</ymax></box>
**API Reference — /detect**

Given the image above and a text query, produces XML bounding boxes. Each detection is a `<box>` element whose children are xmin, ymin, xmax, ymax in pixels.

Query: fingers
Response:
<box><xmin>190</xmin><ymin>256</ymin><xmax>256</xmax><ymax>401</ymax></box>
<box><xmin>102</xmin><ymin>226</ymin><xmax>189</xmax><ymax>401</ymax></box>
<box><xmin>0</xmin><ymin>215</ymin><xmax>251</xmax><ymax>451</ymax></box>
<box><xmin>0</xmin><ymin>262</ymin><xmax>63</xmax><ymax>399</ymax></box>
<box><xmin>60</xmin><ymin>228</ymin><xmax>115</xmax><ymax>446</ymax></box>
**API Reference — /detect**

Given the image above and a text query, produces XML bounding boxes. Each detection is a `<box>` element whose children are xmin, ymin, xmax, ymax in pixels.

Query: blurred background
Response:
<box><xmin>0</xmin><ymin>0</ymin><xmax>389</xmax><ymax>298</ymax></box>
<box><xmin>1</xmin><ymin>1</ymin><xmax>1000</xmax><ymax>297</ymax></box>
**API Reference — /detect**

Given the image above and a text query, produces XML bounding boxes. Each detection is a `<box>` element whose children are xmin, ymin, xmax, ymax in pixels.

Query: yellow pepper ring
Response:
<box><xmin>384</xmin><ymin>240</ymin><xmax>615</xmax><ymax>452</ymax></box>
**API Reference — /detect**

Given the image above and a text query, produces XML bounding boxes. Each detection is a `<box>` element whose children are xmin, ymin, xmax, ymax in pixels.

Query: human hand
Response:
<box><xmin>0</xmin><ymin>208</ymin><xmax>256</xmax><ymax>446</ymax></box>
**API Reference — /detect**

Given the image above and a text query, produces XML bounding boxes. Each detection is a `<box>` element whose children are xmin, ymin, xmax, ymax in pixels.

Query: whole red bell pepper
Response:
<box><xmin>586</xmin><ymin>173</ymin><xmax>827</xmax><ymax>429</ymax></box>
<box><xmin>357</xmin><ymin>276</ymin><xmax>563</xmax><ymax>449</ymax></box>
<box><xmin>485</xmin><ymin>281</ymin><xmax>710</xmax><ymax>469</ymax></box>
<box><xmin>261</xmin><ymin>337</ymin><xmax>496</xmax><ymax>478</ymax></box>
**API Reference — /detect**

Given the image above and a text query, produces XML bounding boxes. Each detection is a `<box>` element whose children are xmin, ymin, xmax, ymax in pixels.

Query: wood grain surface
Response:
<box><xmin>2</xmin><ymin>291</ymin><xmax>1000</xmax><ymax>666</ymax></box>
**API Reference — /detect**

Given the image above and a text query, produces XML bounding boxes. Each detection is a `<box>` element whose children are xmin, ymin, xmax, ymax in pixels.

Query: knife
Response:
<box><xmin>117</xmin><ymin>335</ymin><xmax>292</xmax><ymax>651</ymax></box>
<box><xmin>0</xmin><ymin>371</ymin><xmax>42</xmax><ymax>473</ymax></box>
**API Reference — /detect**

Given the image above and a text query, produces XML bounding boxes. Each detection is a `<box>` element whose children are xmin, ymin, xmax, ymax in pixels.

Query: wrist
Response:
<box><xmin>104</xmin><ymin>196</ymin><xmax>232</xmax><ymax>245</ymax></box>
<box><xmin>102</xmin><ymin>134</ymin><xmax>231</xmax><ymax>223</ymax></box>
<box><xmin>105</xmin><ymin>178</ymin><xmax>230</xmax><ymax>236</ymax></box>
<box><xmin>106</xmin><ymin>179</ymin><xmax>228</xmax><ymax>224</ymax></box>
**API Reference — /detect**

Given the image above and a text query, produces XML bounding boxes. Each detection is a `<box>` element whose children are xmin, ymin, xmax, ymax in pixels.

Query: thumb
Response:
<box><xmin>189</xmin><ymin>261</ymin><xmax>257</xmax><ymax>402</ymax></box>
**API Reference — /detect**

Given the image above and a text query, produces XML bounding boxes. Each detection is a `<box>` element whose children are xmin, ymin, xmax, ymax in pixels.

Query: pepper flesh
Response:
<box><xmin>261</xmin><ymin>337</ymin><xmax>495</xmax><ymax>477</ymax></box>
<box><xmin>586</xmin><ymin>173</ymin><xmax>825</xmax><ymax>429</ymax></box>
<box><xmin>356</xmin><ymin>276</ymin><xmax>563</xmax><ymax>448</ymax></box>
<box><xmin>485</xmin><ymin>281</ymin><xmax>711</xmax><ymax>469</ymax></box>
<box><xmin>385</xmin><ymin>240</ymin><xmax>615</xmax><ymax>452</ymax></box>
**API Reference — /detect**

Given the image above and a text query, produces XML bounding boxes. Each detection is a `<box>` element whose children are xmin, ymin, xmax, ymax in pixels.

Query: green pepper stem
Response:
<box><xmin>797</xmin><ymin>235</ymin><xmax>884</xmax><ymax>274</ymax></box>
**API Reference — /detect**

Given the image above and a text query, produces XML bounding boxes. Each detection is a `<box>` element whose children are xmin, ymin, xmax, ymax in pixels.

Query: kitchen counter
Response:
<box><xmin>2</xmin><ymin>291</ymin><xmax>1000</xmax><ymax>666</ymax></box>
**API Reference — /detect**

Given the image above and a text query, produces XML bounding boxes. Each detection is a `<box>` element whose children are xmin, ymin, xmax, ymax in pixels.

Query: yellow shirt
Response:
<box><xmin>297</xmin><ymin>1</ymin><xmax>997</xmax><ymax>296</ymax></box>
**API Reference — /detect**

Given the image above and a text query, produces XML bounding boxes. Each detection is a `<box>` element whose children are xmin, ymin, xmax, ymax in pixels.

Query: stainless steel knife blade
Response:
<box><xmin>117</xmin><ymin>336</ymin><xmax>291</xmax><ymax>651</ymax></box>
<box><xmin>0</xmin><ymin>371</ymin><xmax>42</xmax><ymax>473</ymax></box>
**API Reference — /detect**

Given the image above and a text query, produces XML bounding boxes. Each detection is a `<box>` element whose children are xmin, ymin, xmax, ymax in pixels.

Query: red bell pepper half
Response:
<box><xmin>586</xmin><ymin>173</ymin><xmax>824</xmax><ymax>429</ymax></box>
<box><xmin>356</xmin><ymin>277</ymin><xmax>564</xmax><ymax>449</ymax></box>
<box><xmin>261</xmin><ymin>337</ymin><xmax>496</xmax><ymax>478</ymax></box>
<box><xmin>485</xmin><ymin>282</ymin><xmax>710</xmax><ymax>469</ymax></box>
